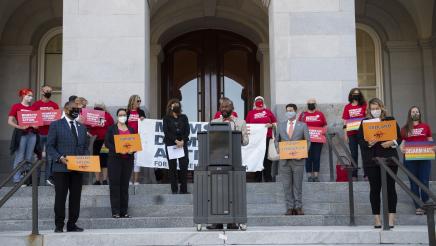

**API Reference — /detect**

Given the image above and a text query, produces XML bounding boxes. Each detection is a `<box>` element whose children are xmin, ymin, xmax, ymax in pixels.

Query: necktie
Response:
<box><xmin>70</xmin><ymin>121</ymin><xmax>78</xmax><ymax>144</ymax></box>
<box><xmin>287</xmin><ymin>121</ymin><xmax>294</xmax><ymax>139</ymax></box>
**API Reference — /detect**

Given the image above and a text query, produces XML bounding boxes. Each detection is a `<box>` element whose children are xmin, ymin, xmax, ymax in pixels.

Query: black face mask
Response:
<box><xmin>221</xmin><ymin>110</ymin><xmax>232</xmax><ymax>119</ymax></box>
<box><xmin>351</xmin><ymin>95</ymin><xmax>361</xmax><ymax>102</ymax></box>
<box><xmin>172</xmin><ymin>106</ymin><xmax>181</xmax><ymax>114</ymax></box>
<box><xmin>44</xmin><ymin>92</ymin><xmax>52</xmax><ymax>99</ymax></box>
<box><xmin>68</xmin><ymin>108</ymin><xmax>80</xmax><ymax>119</ymax></box>
<box><xmin>307</xmin><ymin>103</ymin><xmax>316</xmax><ymax>111</ymax></box>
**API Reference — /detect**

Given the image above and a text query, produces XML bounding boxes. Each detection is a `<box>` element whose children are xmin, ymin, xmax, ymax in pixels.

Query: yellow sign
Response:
<box><xmin>363</xmin><ymin>120</ymin><xmax>397</xmax><ymax>142</ymax></box>
<box><xmin>66</xmin><ymin>156</ymin><xmax>101</xmax><ymax>172</ymax></box>
<box><xmin>279</xmin><ymin>140</ymin><xmax>308</xmax><ymax>160</ymax></box>
<box><xmin>114</xmin><ymin>134</ymin><xmax>142</xmax><ymax>153</ymax></box>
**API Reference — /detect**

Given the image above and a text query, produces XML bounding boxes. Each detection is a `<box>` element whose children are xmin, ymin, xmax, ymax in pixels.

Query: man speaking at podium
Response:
<box><xmin>206</xmin><ymin>97</ymin><xmax>249</xmax><ymax>230</ymax></box>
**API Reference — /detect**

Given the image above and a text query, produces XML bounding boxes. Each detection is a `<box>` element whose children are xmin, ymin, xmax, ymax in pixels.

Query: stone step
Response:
<box><xmin>0</xmin><ymin>215</ymin><xmax>430</xmax><ymax>232</ymax></box>
<box><xmin>0</xmin><ymin>226</ymin><xmax>430</xmax><ymax>245</ymax></box>
<box><xmin>0</xmin><ymin>202</ymin><xmax>421</xmax><ymax>220</ymax></box>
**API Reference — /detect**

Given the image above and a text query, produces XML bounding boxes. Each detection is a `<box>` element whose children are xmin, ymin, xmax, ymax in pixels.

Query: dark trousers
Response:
<box><xmin>53</xmin><ymin>171</ymin><xmax>83</xmax><ymax>228</ymax></box>
<box><xmin>405</xmin><ymin>160</ymin><xmax>432</xmax><ymax>208</ymax></box>
<box><xmin>166</xmin><ymin>145</ymin><xmax>189</xmax><ymax>193</ymax></box>
<box><xmin>366</xmin><ymin>165</ymin><xmax>398</xmax><ymax>214</ymax></box>
<box><xmin>348</xmin><ymin>134</ymin><xmax>366</xmax><ymax>177</ymax></box>
<box><xmin>305</xmin><ymin>142</ymin><xmax>323</xmax><ymax>173</ymax></box>
<box><xmin>108</xmin><ymin>155</ymin><xmax>134</xmax><ymax>215</ymax></box>
<box><xmin>256</xmin><ymin>137</ymin><xmax>273</xmax><ymax>182</ymax></box>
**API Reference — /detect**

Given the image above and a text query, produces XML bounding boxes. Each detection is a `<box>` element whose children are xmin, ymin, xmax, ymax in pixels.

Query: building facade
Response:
<box><xmin>0</xmin><ymin>0</ymin><xmax>435</xmax><ymax>177</ymax></box>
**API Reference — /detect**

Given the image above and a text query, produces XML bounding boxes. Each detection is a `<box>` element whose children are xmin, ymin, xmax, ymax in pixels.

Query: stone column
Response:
<box><xmin>269</xmin><ymin>0</ymin><xmax>358</xmax><ymax>110</ymax></box>
<box><xmin>149</xmin><ymin>44</ymin><xmax>162</xmax><ymax>118</ymax></box>
<box><xmin>419</xmin><ymin>39</ymin><xmax>436</xmax><ymax>130</ymax></box>
<box><xmin>63</xmin><ymin>0</ymin><xmax>149</xmax><ymax>111</ymax></box>
<box><xmin>257</xmin><ymin>43</ymin><xmax>271</xmax><ymax>106</ymax></box>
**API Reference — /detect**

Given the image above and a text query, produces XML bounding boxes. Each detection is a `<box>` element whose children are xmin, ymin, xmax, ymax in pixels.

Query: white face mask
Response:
<box><xmin>371</xmin><ymin>109</ymin><xmax>382</xmax><ymax>118</ymax></box>
<box><xmin>118</xmin><ymin>116</ymin><xmax>127</xmax><ymax>123</ymax></box>
<box><xmin>24</xmin><ymin>95</ymin><xmax>33</xmax><ymax>103</ymax></box>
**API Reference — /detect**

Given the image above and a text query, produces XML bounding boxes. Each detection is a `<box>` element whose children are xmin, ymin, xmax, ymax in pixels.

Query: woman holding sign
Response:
<box><xmin>357</xmin><ymin>98</ymin><xmax>402</xmax><ymax>228</ymax></box>
<box><xmin>105</xmin><ymin>108</ymin><xmax>135</xmax><ymax>218</ymax></box>
<box><xmin>298</xmin><ymin>98</ymin><xmax>327</xmax><ymax>182</ymax></box>
<box><xmin>400</xmin><ymin>106</ymin><xmax>435</xmax><ymax>215</ymax></box>
<box><xmin>8</xmin><ymin>88</ymin><xmax>38</xmax><ymax>185</ymax></box>
<box><xmin>163</xmin><ymin>99</ymin><xmax>190</xmax><ymax>194</ymax></box>
<box><xmin>342</xmin><ymin>88</ymin><xmax>367</xmax><ymax>180</ymax></box>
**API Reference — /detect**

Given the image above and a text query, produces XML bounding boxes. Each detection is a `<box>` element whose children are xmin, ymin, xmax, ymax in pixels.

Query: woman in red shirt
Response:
<box><xmin>400</xmin><ymin>106</ymin><xmax>435</xmax><ymax>215</ymax></box>
<box><xmin>7</xmin><ymin>88</ymin><xmax>38</xmax><ymax>185</ymax></box>
<box><xmin>89</xmin><ymin>103</ymin><xmax>114</xmax><ymax>185</ymax></box>
<box><xmin>246</xmin><ymin>96</ymin><xmax>277</xmax><ymax>182</ymax></box>
<box><xmin>298</xmin><ymin>99</ymin><xmax>327</xmax><ymax>182</ymax></box>
<box><xmin>342</xmin><ymin>88</ymin><xmax>367</xmax><ymax>180</ymax></box>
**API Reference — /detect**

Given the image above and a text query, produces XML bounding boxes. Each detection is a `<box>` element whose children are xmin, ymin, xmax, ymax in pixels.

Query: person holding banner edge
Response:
<box><xmin>400</xmin><ymin>106</ymin><xmax>435</xmax><ymax>215</ymax></box>
<box><xmin>47</xmin><ymin>100</ymin><xmax>89</xmax><ymax>233</ymax></box>
<box><xmin>33</xmin><ymin>85</ymin><xmax>59</xmax><ymax>186</ymax></box>
<box><xmin>298</xmin><ymin>98</ymin><xmax>327</xmax><ymax>182</ymax></box>
<box><xmin>8</xmin><ymin>88</ymin><xmax>39</xmax><ymax>185</ymax></box>
<box><xmin>105</xmin><ymin>108</ymin><xmax>135</xmax><ymax>218</ymax></box>
<box><xmin>276</xmin><ymin>103</ymin><xmax>310</xmax><ymax>216</ymax></box>
<box><xmin>357</xmin><ymin>98</ymin><xmax>402</xmax><ymax>228</ymax></box>
<box><xmin>163</xmin><ymin>98</ymin><xmax>190</xmax><ymax>194</ymax></box>
<box><xmin>342</xmin><ymin>88</ymin><xmax>367</xmax><ymax>180</ymax></box>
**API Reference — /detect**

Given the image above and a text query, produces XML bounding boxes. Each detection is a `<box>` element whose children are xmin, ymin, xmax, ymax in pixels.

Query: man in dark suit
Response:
<box><xmin>47</xmin><ymin>101</ymin><xmax>89</xmax><ymax>233</ymax></box>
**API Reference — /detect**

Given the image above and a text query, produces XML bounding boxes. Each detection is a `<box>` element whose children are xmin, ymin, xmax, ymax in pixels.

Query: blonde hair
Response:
<box><xmin>127</xmin><ymin>95</ymin><xmax>140</xmax><ymax>111</ymax></box>
<box><xmin>367</xmin><ymin>98</ymin><xmax>387</xmax><ymax>119</ymax></box>
<box><xmin>94</xmin><ymin>102</ymin><xmax>107</xmax><ymax>111</ymax></box>
<box><xmin>75</xmin><ymin>97</ymin><xmax>88</xmax><ymax>108</ymax></box>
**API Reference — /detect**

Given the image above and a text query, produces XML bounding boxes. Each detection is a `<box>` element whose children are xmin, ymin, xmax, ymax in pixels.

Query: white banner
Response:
<box><xmin>136</xmin><ymin>119</ymin><xmax>267</xmax><ymax>172</ymax></box>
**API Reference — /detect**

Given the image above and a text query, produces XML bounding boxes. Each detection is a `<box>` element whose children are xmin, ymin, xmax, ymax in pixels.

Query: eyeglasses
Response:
<box><xmin>137</xmin><ymin>100</ymin><xmax>141</xmax><ymax>103</ymax></box>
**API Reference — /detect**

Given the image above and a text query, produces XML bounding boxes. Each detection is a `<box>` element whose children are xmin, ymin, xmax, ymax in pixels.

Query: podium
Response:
<box><xmin>193</xmin><ymin>122</ymin><xmax>247</xmax><ymax>231</ymax></box>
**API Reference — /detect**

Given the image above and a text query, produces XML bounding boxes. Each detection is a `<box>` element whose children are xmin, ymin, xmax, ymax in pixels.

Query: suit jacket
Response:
<box><xmin>275</xmin><ymin>119</ymin><xmax>311</xmax><ymax>163</ymax></box>
<box><xmin>47</xmin><ymin>118</ymin><xmax>90</xmax><ymax>172</ymax></box>
<box><xmin>357</xmin><ymin>116</ymin><xmax>402</xmax><ymax>168</ymax></box>
<box><xmin>104</xmin><ymin>124</ymin><xmax>135</xmax><ymax>159</ymax></box>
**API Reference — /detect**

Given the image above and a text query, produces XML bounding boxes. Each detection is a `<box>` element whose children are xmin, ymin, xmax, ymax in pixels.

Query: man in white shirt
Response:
<box><xmin>275</xmin><ymin>104</ymin><xmax>310</xmax><ymax>216</ymax></box>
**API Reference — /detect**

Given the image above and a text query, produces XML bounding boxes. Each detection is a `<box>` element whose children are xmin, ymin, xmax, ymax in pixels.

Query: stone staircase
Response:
<box><xmin>0</xmin><ymin>182</ymin><xmax>433</xmax><ymax>232</ymax></box>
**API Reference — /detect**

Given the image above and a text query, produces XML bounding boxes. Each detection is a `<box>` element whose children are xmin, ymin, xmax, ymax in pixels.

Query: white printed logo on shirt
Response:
<box><xmin>349</xmin><ymin>108</ymin><xmax>363</xmax><ymax>118</ymax></box>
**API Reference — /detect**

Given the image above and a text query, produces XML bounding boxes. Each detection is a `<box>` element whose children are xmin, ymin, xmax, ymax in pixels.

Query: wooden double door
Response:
<box><xmin>161</xmin><ymin>29</ymin><xmax>260</xmax><ymax>121</ymax></box>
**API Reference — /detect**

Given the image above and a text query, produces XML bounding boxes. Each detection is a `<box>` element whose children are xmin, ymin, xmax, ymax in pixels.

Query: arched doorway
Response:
<box><xmin>161</xmin><ymin>29</ymin><xmax>260</xmax><ymax>121</ymax></box>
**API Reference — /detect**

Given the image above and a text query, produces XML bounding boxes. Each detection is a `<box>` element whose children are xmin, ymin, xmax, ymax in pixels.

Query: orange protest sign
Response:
<box><xmin>279</xmin><ymin>140</ymin><xmax>308</xmax><ymax>160</ymax></box>
<box><xmin>114</xmin><ymin>134</ymin><xmax>142</xmax><ymax>153</ymax></box>
<box><xmin>363</xmin><ymin>120</ymin><xmax>397</xmax><ymax>142</ymax></box>
<box><xmin>66</xmin><ymin>156</ymin><xmax>101</xmax><ymax>172</ymax></box>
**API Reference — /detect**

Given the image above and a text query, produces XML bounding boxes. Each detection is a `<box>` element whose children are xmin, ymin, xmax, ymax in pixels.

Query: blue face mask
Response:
<box><xmin>285</xmin><ymin>111</ymin><xmax>296</xmax><ymax>120</ymax></box>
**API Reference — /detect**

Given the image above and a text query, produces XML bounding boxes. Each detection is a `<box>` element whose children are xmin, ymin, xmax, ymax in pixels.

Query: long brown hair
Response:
<box><xmin>166</xmin><ymin>98</ymin><xmax>182</xmax><ymax>116</ymax></box>
<box><xmin>127</xmin><ymin>95</ymin><xmax>140</xmax><ymax>111</ymax></box>
<box><xmin>402</xmin><ymin>106</ymin><xmax>422</xmax><ymax>137</ymax></box>
<box><xmin>348</xmin><ymin>88</ymin><xmax>366</xmax><ymax>106</ymax></box>
<box><xmin>366</xmin><ymin>98</ymin><xmax>387</xmax><ymax>119</ymax></box>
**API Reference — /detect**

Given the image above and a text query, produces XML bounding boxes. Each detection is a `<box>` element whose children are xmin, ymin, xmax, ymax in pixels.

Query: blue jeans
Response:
<box><xmin>39</xmin><ymin>135</ymin><xmax>52</xmax><ymax>180</ymax></box>
<box><xmin>348</xmin><ymin>134</ymin><xmax>366</xmax><ymax>177</ymax></box>
<box><xmin>12</xmin><ymin>132</ymin><xmax>37</xmax><ymax>183</ymax></box>
<box><xmin>404</xmin><ymin>160</ymin><xmax>432</xmax><ymax>209</ymax></box>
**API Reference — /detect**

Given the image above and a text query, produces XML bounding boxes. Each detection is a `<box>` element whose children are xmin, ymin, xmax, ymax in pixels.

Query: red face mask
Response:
<box><xmin>255</xmin><ymin>101</ymin><xmax>264</xmax><ymax>108</ymax></box>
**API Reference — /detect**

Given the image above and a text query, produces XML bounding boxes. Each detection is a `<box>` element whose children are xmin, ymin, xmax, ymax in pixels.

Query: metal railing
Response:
<box><xmin>327</xmin><ymin>132</ymin><xmax>359</xmax><ymax>226</ymax></box>
<box><xmin>374</xmin><ymin>157</ymin><xmax>436</xmax><ymax>246</ymax></box>
<box><xmin>0</xmin><ymin>160</ymin><xmax>44</xmax><ymax>235</ymax></box>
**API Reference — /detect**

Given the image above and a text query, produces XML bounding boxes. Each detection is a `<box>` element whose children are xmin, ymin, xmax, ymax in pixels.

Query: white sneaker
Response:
<box><xmin>134</xmin><ymin>182</ymin><xmax>140</xmax><ymax>186</ymax></box>
<box><xmin>46</xmin><ymin>179</ymin><xmax>54</xmax><ymax>186</ymax></box>
<box><xmin>20</xmin><ymin>184</ymin><xmax>27</xmax><ymax>188</ymax></box>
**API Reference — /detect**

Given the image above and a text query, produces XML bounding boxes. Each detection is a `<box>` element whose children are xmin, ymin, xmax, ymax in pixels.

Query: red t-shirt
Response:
<box><xmin>401</xmin><ymin>123</ymin><xmax>433</xmax><ymax>142</ymax></box>
<box><xmin>8</xmin><ymin>103</ymin><xmax>36</xmax><ymax>133</ymax></box>
<box><xmin>246</xmin><ymin>108</ymin><xmax>277</xmax><ymax>138</ymax></box>
<box><xmin>128</xmin><ymin>110</ymin><xmax>140</xmax><ymax>133</ymax></box>
<box><xmin>89</xmin><ymin>112</ymin><xmax>114</xmax><ymax>140</ymax></box>
<box><xmin>342</xmin><ymin>103</ymin><xmax>367</xmax><ymax>136</ymax></box>
<box><xmin>32</xmin><ymin>100</ymin><xmax>59</xmax><ymax>135</ymax></box>
<box><xmin>213</xmin><ymin>111</ymin><xmax>238</xmax><ymax>119</ymax></box>
<box><xmin>298</xmin><ymin>111</ymin><xmax>327</xmax><ymax>128</ymax></box>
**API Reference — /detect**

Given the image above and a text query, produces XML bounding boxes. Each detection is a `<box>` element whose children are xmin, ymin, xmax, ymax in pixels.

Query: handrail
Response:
<box><xmin>327</xmin><ymin>132</ymin><xmax>358</xmax><ymax>226</ymax></box>
<box><xmin>0</xmin><ymin>159</ymin><xmax>43</xmax><ymax>235</ymax></box>
<box><xmin>374</xmin><ymin>157</ymin><xmax>436</xmax><ymax>246</ymax></box>
<box><xmin>0</xmin><ymin>160</ymin><xmax>29</xmax><ymax>189</ymax></box>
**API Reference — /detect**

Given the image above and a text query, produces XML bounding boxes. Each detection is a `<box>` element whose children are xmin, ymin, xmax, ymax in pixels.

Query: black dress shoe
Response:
<box><xmin>180</xmin><ymin>191</ymin><xmax>191</xmax><ymax>194</ymax></box>
<box><xmin>54</xmin><ymin>227</ymin><xmax>63</xmax><ymax>233</ymax></box>
<box><xmin>172</xmin><ymin>191</ymin><xmax>178</xmax><ymax>194</ymax></box>
<box><xmin>226</xmin><ymin>223</ymin><xmax>239</xmax><ymax>230</ymax></box>
<box><xmin>206</xmin><ymin>224</ymin><xmax>223</xmax><ymax>230</ymax></box>
<box><xmin>67</xmin><ymin>225</ymin><xmax>84</xmax><ymax>232</ymax></box>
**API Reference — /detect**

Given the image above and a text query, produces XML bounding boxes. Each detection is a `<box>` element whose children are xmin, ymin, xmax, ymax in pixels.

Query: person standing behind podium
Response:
<box><xmin>47</xmin><ymin>101</ymin><xmax>89</xmax><ymax>233</ymax></box>
<box><xmin>207</xmin><ymin>97</ymin><xmax>249</xmax><ymax>230</ymax></box>
<box><xmin>163</xmin><ymin>98</ymin><xmax>190</xmax><ymax>194</ymax></box>
<box><xmin>275</xmin><ymin>104</ymin><xmax>310</xmax><ymax>216</ymax></box>
<box><xmin>105</xmin><ymin>108</ymin><xmax>135</xmax><ymax>218</ymax></box>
